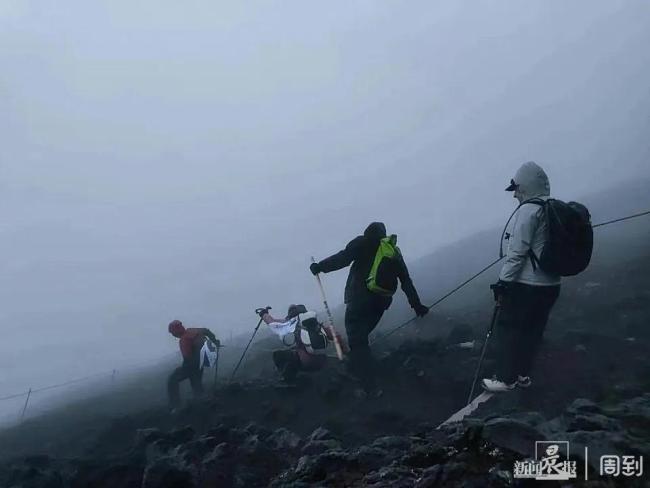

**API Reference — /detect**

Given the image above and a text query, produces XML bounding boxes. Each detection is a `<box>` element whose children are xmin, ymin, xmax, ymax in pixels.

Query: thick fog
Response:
<box><xmin>1</xmin><ymin>0</ymin><xmax>649</xmax><ymax>406</ymax></box>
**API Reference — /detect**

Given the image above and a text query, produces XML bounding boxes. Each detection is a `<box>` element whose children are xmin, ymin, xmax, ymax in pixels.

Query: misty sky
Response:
<box><xmin>1</xmin><ymin>1</ymin><xmax>649</xmax><ymax>396</ymax></box>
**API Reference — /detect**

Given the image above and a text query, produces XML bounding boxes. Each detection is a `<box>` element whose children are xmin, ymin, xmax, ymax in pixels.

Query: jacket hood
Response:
<box><xmin>511</xmin><ymin>161</ymin><xmax>550</xmax><ymax>200</ymax></box>
<box><xmin>168</xmin><ymin>320</ymin><xmax>186</xmax><ymax>338</ymax></box>
<box><xmin>364</xmin><ymin>222</ymin><xmax>387</xmax><ymax>242</ymax></box>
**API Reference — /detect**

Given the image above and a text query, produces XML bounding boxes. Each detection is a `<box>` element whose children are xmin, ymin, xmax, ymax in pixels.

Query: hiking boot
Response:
<box><xmin>481</xmin><ymin>377</ymin><xmax>516</xmax><ymax>392</ymax></box>
<box><xmin>516</xmin><ymin>375</ymin><xmax>532</xmax><ymax>388</ymax></box>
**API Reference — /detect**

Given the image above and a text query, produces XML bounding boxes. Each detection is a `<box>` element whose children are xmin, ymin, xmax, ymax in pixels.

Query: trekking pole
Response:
<box><xmin>311</xmin><ymin>257</ymin><xmax>344</xmax><ymax>361</ymax></box>
<box><xmin>467</xmin><ymin>288</ymin><xmax>502</xmax><ymax>405</ymax></box>
<box><xmin>229</xmin><ymin>309</ymin><xmax>269</xmax><ymax>382</ymax></box>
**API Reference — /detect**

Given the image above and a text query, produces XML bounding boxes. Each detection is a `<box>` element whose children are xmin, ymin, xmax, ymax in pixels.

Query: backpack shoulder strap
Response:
<box><xmin>521</xmin><ymin>197</ymin><xmax>546</xmax><ymax>207</ymax></box>
<box><xmin>500</xmin><ymin>200</ymin><xmax>542</xmax><ymax>258</ymax></box>
<box><xmin>522</xmin><ymin>198</ymin><xmax>550</xmax><ymax>271</ymax></box>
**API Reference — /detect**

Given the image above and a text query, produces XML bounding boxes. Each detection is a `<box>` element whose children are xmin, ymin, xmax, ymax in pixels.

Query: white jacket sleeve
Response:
<box><xmin>499</xmin><ymin>205</ymin><xmax>539</xmax><ymax>282</ymax></box>
<box><xmin>264</xmin><ymin>317</ymin><xmax>298</xmax><ymax>338</ymax></box>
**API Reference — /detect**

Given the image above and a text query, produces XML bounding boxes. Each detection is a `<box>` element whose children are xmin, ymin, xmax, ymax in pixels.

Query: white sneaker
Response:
<box><xmin>517</xmin><ymin>375</ymin><xmax>532</xmax><ymax>388</ymax></box>
<box><xmin>481</xmin><ymin>377</ymin><xmax>516</xmax><ymax>392</ymax></box>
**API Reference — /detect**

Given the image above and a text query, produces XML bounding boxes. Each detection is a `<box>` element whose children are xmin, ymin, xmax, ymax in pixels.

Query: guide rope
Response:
<box><xmin>372</xmin><ymin>208</ymin><xmax>650</xmax><ymax>344</ymax></box>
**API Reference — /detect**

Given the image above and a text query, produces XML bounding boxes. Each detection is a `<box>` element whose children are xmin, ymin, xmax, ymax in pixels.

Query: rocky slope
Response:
<box><xmin>1</xmin><ymin>323</ymin><xmax>648</xmax><ymax>487</ymax></box>
<box><xmin>1</xmin><ymin>202</ymin><xmax>648</xmax><ymax>487</ymax></box>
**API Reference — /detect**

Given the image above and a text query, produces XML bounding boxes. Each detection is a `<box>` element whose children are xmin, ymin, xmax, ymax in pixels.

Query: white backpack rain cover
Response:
<box><xmin>297</xmin><ymin>311</ymin><xmax>328</xmax><ymax>355</ymax></box>
<box><xmin>200</xmin><ymin>339</ymin><xmax>218</xmax><ymax>369</ymax></box>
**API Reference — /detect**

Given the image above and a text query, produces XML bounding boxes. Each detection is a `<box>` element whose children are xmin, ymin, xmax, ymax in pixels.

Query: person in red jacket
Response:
<box><xmin>167</xmin><ymin>319</ymin><xmax>219</xmax><ymax>408</ymax></box>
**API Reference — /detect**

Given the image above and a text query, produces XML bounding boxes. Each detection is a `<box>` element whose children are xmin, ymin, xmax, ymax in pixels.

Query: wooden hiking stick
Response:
<box><xmin>311</xmin><ymin>257</ymin><xmax>344</xmax><ymax>360</ymax></box>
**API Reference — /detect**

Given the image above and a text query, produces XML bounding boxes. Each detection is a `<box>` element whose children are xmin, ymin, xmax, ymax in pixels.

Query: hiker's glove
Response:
<box><xmin>491</xmin><ymin>280</ymin><xmax>510</xmax><ymax>302</ymax></box>
<box><xmin>414</xmin><ymin>303</ymin><xmax>429</xmax><ymax>317</ymax></box>
<box><xmin>309</xmin><ymin>262</ymin><xmax>321</xmax><ymax>275</ymax></box>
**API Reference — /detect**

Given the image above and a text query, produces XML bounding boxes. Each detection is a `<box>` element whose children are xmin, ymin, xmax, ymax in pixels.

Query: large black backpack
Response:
<box><xmin>501</xmin><ymin>198</ymin><xmax>593</xmax><ymax>276</ymax></box>
<box><xmin>527</xmin><ymin>198</ymin><xmax>593</xmax><ymax>276</ymax></box>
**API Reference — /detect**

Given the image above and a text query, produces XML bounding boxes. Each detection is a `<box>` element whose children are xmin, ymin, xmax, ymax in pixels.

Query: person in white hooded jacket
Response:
<box><xmin>482</xmin><ymin>161</ymin><xmax>561</xmax><ymax>393</ymax></box>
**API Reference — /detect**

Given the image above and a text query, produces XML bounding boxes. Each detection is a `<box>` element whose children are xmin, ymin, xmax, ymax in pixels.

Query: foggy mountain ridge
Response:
<box><xmin>2</xmin><ymin>175</ymin><xmax>649</xmax><ymax>410</ymax></box>
<box><xmin>3</xmin><ymin>0</ymin><xmax>650</xmax><ymax>369</ymax></box>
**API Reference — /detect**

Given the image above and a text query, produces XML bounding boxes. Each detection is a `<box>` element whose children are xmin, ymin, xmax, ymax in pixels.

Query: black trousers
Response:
<box><xmin>273</xmin><ymin>350</ymin><xmax>302</xmax><ymax>381</ymax></box>
<box><xmin>344</xmin><ymin>299</ymin><xmax>387</xmax><ymax>389</ymax></box>
<box><xmin>494</xmin><ymin>283</ymin><xmax>560</xmax><ymax>383</ymax></box>
<box><xmin>167</xmin><ymin>364</ymin><xmax>204</xmax><ymax>407</ymax></box>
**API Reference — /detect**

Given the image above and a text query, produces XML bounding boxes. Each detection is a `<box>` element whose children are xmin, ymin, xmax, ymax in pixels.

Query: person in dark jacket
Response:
<box><xmin>310</xmin><ymin>222</ymin><xmax>429</xmax><ymax>391</ymax></box>
<box><xmin>167</xmin><ymin>319</ymin><xmax>220</xmax><ymax>408</ymax></box>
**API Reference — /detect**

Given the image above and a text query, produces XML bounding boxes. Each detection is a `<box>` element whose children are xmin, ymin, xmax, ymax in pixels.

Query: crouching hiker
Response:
<box><xmin>310</xmin><ymin>222</ymin><xmax>429</xmax><ymax>394</ymax></box>
<box><xmin>167</xmin><ymin>320</ymin><xmax>220</xmax><ymax>409</ymax></box>
<box><xmin>482</xmin><ymin>161</ymin><xmax>591</xmax><ymax>392</ymax></box>
<box><xmin>259</xmin><ymin>304</ymin><xmax>333</xmax><ymax>384</ymax></box>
